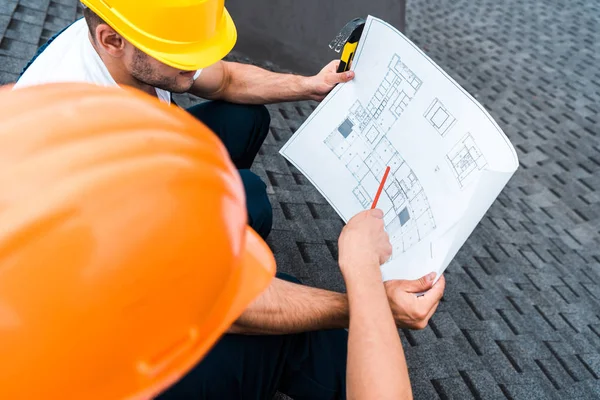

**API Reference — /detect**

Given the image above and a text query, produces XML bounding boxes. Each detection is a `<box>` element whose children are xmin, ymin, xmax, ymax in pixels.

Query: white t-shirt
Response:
<box><xmin>15</xmin><ymin>19</ymin><xmax>202</xmax><ymax>104</ymax></box>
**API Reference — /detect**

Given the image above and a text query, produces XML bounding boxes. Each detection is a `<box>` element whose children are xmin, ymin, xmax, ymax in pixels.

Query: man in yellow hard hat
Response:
<box><xmin>15</xmin><ymin>0</ymin><xmax>355</xmax><ymax>241</ymax></box>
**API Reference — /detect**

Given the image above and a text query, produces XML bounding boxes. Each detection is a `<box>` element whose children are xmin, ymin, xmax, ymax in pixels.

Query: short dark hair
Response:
<box><xmin>83</xmin><ymin>7</ymin><xmax>107</xmax><ymax>41</ymax></box>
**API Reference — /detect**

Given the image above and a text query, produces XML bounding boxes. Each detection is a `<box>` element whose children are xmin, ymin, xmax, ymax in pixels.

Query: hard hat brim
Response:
<box><xmin>133</xmin><ymin>8</ymin><xmax>238</xmax><ymax>71</ymax></box>
<box><xmin>146</xmin><ymin>229</ymin><xmax>275</xmax><ymax>399</ymax></box>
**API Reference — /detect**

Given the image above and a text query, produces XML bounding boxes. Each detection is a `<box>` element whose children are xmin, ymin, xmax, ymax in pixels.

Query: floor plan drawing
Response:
<box><xmin>324</xmin><ymin>54</ymin><xmax>436</xmax><ymax>255</ymax></box>
<box><xmin>446</xmin><ymin>133</ymin><xmax>488</xmax><ymax>188</ymax></box>
<box><xmin>280</xmin><ymin>16</ymin><xmax>520</xmax><ymax>282</ymax></box>
<box><xmin>424</xmin><ymin>98</ymin><xmax>457</xmax><ymax>137</ymax></box>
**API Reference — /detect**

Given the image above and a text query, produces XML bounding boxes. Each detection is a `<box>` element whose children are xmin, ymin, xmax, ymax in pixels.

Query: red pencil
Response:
<box><xmin>371</xmin><ymin>166</ymin><xmax>391</xmax><ymax>209</ymax></box>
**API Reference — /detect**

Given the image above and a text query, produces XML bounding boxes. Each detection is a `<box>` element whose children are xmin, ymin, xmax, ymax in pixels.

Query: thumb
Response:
<box><xmin>419</xmin><ymin>275</ymin><xmax>446</xmax><ymax>311</ymax></box>
<box><xmin>394</xmin><ymin>272</ymin><xmax>437</xmax><ymax>293</ymax></box>
<box><xmin>327</xmin><ymin>59</ymin><xmax>341</xmax><ymax>71</ymax></box>
<box><xmin>329</xmin><ymin>71</ymin><xmax>354</xmax><ymax>85</ymax></box>
<box><xmin>368</xmin><ymin>208</ymin><xmax>384</xmax><ymax>219</ymax></box>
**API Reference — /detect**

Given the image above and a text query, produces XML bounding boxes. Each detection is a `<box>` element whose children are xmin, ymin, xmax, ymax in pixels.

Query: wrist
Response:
<box><xmin>298</xmin><ymin>75</ymin><xmax>317</xmax><ymax>99</ymax></box>
<box><xmin>339</xmin><ymin>260</ymin><xmax>383</xmax><ymax>283</ymax></box>
<box><xmin>345</xmin><ymin>272</ymin><xmax>387</xmax><ymax>301</ymax></box>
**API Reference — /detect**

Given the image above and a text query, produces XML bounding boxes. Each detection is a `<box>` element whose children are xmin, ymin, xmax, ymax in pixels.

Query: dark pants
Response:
<box><xmin>157</xmin><ymin>273</ymin><xmax>348</xmax><ymax>400</ymax></box>
<box><xmin>186</xmin><ymin>101</ymin><xmax>273</xmax><ymax>239</ymax></box>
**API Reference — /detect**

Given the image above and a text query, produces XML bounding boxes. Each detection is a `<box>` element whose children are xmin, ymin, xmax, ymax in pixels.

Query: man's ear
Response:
<box><xmin>95</xmin><ymin>24</ymin><xmax>125</xmax><ymax>56</ymax></box>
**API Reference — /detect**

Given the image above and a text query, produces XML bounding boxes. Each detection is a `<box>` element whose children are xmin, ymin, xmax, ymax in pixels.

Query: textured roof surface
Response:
<box><xmin>1</xmin><ymin>0</ymin><xmax>599</xmax><ymax>399</ymax></box>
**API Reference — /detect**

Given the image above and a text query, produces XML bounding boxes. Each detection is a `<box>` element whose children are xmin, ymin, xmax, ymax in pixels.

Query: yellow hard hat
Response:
<box><xmin>81</xmin><ymin>0</ymin><xmax>237</xmax><ymax>70</ymax></box>
<box><xmin>0</xmin><ymin>83</ymin><xmax>275</xmax><ymax>400</ymax></box>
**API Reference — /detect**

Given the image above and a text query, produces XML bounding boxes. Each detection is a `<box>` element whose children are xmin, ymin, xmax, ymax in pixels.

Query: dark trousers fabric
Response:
<box><xmin>186</xmin><ymin>101</ymin><xmax>273</xmax><ymax>239</ymax></box>
<box><xmin>157</xmin><ymin>273</ymin><xmax>348</xmax><ymax>400</ymax></box>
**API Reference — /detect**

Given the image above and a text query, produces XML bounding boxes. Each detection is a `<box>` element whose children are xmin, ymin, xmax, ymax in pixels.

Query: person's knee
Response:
<box><xmin>257</xmin><ymin>104</ymin><xmax>271</xmax><ymax>126</ymax></box>
<box><xmin>234</xmin><ymin>103</ymin><xmax>271</xmax><ymax>136</ymax></box>
<box><xmin>239</xmin><ymin>170</ymin><xmax>272</xmax><ymax>239</ymax></box>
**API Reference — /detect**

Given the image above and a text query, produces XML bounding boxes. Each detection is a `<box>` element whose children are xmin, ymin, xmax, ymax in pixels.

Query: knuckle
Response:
<box><xmin>439</xmin><ymin>276</ymin><xmax>447</xmax><ymax>288</ymax></box>
<box><xmin>385</xmin><ymin>243</ymin><xmax>393</xmax><ymax>255</ymax></box>
<box><xmin>413</xmin><ymin>309</ymin><xmax>427</xmax><ymax>322</ymax></box>
<box><xmin>386</xmin><ymin>284</ymin><xmax>400</xmax><ymax>300</ymax></box>
<box><xmin>415</xmin><ymin>321</ymin><xmax>428</xmax><ymax>330</ymax></box>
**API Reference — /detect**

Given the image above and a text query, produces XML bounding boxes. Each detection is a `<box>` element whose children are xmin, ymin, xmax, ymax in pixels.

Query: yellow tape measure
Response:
<box><xmin>330</xmin><ymin>18</ymin><xmax>366</xmax><ymax>73</ymax></box>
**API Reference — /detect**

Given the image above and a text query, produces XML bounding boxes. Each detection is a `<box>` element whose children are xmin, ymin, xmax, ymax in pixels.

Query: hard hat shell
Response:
<box><xmin>0</xmin><ymin>83</ymin><xmax>275</xmax><ymax>399</ymax></box>
<box><xmin>81</xmin><ymin>0</ymin><xmax>237</xmax><ymax>70</ymax></box>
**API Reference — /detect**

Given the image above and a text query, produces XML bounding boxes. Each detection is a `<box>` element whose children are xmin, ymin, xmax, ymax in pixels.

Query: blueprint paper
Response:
<box><xmin>280</xmin><ymin>16</ymin><xmax>519</xmax><ymax>282</ymax></box>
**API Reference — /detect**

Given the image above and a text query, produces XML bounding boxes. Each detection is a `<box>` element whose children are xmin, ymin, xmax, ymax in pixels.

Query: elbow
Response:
<box><xmin>212</xmin><ymin>63</ymin><xmax>235</xmax><ymax>101</ymax></box>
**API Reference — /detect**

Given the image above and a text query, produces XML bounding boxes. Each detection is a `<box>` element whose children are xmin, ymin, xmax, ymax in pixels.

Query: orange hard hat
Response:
<box><xmin>0</xmin><ymin>83</ymin><xmax>276</xmax><ymax>399</ymax></box>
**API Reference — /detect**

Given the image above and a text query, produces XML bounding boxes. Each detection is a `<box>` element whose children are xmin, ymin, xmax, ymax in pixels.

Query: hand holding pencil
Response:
<box><xmin>337</xmin><ymin>165</ymin><xmax>393</xmax><ymax>280</ymax></box>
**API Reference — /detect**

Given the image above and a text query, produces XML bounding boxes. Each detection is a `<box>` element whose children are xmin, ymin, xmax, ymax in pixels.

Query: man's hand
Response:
<box><xmin>385</xmin><ymin>273</ymin><xmax>446</xmax><ymax>330</ymax></box>
<box><xmin>305</xmin><ymin>60</ymin><xmax>355</xmax><ymax>101</ymax></box>
<box><xmin>338</xmin><ymin>209</ymin><xmax>392</xmax><ymax>280</ymax></box>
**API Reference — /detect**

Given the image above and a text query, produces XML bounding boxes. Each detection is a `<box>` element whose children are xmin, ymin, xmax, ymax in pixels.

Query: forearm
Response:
<box><xmin>229</xmin><ymin>277</ymin><xmax>349</xmax><ymax>335</ymax></box>
<box><xmin>346</xmin><ymin>274</ymin><xmax>412</xmax><ymax>400</ymax></box>
<box><xmin>216</xmin><ymin>62</ymin><xmax>311</xmax><ymax>104</ymax></box>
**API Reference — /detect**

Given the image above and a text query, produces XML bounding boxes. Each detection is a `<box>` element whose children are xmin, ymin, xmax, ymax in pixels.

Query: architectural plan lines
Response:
<box><xmin>424</xmin><ymin>98</ymin><xmax>457</xmax><ymax>137</ymax></box>
<box><xmin>446</xmin><ymin>133</ymin><xmax>488</xmax><ymax>188</ymax></box>
<box><xmin>324</xmin><ymin>54</ymin><xmax>436</xmax><ymax>255</ymax></box>
<box><xmin>280</xmin><ymin>16</ymin><xmax>519</xmax><ymax>282</ymax></box>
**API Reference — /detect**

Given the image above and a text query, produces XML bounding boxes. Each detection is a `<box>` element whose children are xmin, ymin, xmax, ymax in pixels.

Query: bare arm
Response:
<box><xmin>345</xmin><ymin>273</ymin><xmax>412</xmax><ymax>399</ymax></box>
<box><xmin>338</xmin><ymin>210</ymin><xmax>413</xmax><ymax>399</ymax></box>
<box><xmin>229</xmin><ymin>277</ymin><xmax>349</xmax><ymax>335</ymax></box>
<box><xmin>189</xmin><ymin>60</ymin><xmax>354</xmax><ymax>104</ymax></box>
<box><xmin>229</xmin><ymin>265</ymin><xmax>445</xmax><ymax>335</ymax></box>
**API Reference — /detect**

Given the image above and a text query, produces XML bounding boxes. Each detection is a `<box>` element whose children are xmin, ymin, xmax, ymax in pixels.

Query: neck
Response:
<box><xmin>88</xmin><ymin>34</ymin><xmax>157</xmax><ymax>98</ymax></box>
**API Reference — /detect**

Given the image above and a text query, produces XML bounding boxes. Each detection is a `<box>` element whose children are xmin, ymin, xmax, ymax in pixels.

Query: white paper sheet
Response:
<box><xmin>280</xmin><ymin>16</ymin><xmax>519</xmax><ymax>282</ymax></box>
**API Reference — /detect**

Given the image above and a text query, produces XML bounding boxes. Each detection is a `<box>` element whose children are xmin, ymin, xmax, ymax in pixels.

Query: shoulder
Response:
<box><xmin>15</xmin><ymin>19</ymin><xmax>106</xmax><ymax>88</ymax></box>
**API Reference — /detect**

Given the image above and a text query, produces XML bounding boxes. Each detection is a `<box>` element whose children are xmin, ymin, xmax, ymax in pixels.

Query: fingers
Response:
<box><xmin>424</xmin><ymin>296</ymin><xmax>441</xmax><ymax>323</ymax></box>
<box><xmin>386</xmin><ymin>275</ymin><xmax>446</xmax><ymax>330</ymax></box>
<box><xmin>411</xmin><ymin>277</ymin><xmax>445</xmax><ymax>329</ymax></box>
<box><xmin>417</xmin><ymin>275</ymin><xmax>445</xmax><ymax>311</ymax></box>
<box><xmin>352</xmin><ymin>208</ymin><xmax>383</xmax><ymax>220</ymax></box>
<box><xmin>341</xmin><ymin>71</ymin><xmax>355</xmax><ymax>82</ymax></box>
<box><xmin>390</xmin><ymin>272</ymin><xmax>437</xmax><ymax>293</ymax></box>
<box><xmin>369</xmin><ymin>208</ymin><xmax>384</xmax><ymax>218</ymax></box>
<box><xmin>326</xmin><ymin>71</ymin><xmax>355</xmax><ymax>86</ymax></box>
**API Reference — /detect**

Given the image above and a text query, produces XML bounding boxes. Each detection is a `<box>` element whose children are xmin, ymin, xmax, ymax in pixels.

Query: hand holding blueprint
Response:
<box><xmin>280</xmin><ymin>16</ymin><xmax>519</xmax><ymax>282</ymax></box>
